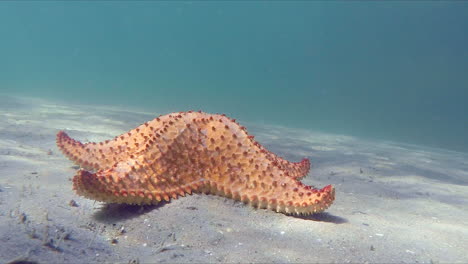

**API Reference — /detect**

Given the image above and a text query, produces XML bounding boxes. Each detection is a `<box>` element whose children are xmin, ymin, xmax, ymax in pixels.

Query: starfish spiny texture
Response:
<box><xmin>56</xmin><ymin>111</ymin><xmax>335</xmax><ymax>215</ymax></box>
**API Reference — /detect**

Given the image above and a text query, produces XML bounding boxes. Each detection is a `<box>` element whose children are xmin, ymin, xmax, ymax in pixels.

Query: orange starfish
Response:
<box><xmin>56</xmin><ymin>111</ymin><xmax>335</xmax><ymax>215</ymax></box>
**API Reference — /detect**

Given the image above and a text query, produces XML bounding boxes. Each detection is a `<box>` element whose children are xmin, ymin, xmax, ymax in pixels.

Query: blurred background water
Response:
<box><xmin>0</xmin><ymin>1</ymin><xmax>467</xmax><ymax>152</ymax></box>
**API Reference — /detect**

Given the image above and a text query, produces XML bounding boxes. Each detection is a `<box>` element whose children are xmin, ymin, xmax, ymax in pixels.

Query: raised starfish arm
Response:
<box><xmin>56</xmin><ymin>115</ymin><xmax>173</xmax><ymax>170</ymax></box>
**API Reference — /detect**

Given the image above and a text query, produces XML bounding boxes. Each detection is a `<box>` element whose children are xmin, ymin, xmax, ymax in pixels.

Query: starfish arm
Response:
<box><xmin>56</xmin><ymin>131</ymin><xmax>96</xmax><ymax>170</ymax></box>
<box><xmin>202</xmin><ymin>176</ymin><xmax>334</xmax><ymax>215</ymax></box>
<box><xmin>56</xmin><ymin>115</ymin><xmax>175</xmax><ymax>170</ymax></box>
<box><xmin>264</xmin><ymin>154</ymin><xmax>311</xmax><ymax>179</ymax></box>
<box><xmin>56</xmin><ymin>130</ymin><xmax>133</xmax><ymax>170</ymax></box>
<box><xmin>215</xmin><ymin>123</ymin><xmax>311</xmax><ymax>179</ymax></box>
<box><xmin>72</xmin><ymin>168</ymin><xmax>205</xmax><ymax>204</ymax></box>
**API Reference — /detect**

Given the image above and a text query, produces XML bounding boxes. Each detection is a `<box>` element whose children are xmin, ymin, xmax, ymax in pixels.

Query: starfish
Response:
<box><xmin>56</xmin><ymin>111</ymin><xmax>335</xmax><ymax>215</ymax></box>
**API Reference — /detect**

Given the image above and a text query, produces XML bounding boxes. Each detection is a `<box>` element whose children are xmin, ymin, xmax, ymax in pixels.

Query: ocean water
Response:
<box><xmin>0</xmin><ymin>1</ymin><xmax>467</xmax><ymax>153</ymax></box>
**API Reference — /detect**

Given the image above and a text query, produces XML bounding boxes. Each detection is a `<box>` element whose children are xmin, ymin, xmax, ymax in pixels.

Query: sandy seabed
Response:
<box><xmin>0</xmin><ymin>95</ymin><xmax>467</xmax><ymax>264</ymax></box>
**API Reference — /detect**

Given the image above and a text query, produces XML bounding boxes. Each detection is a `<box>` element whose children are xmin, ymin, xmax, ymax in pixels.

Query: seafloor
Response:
<box><xmin>0</xmin><ymin>95</ymin><xmax>467</xmax><ymax>263</ymax></box>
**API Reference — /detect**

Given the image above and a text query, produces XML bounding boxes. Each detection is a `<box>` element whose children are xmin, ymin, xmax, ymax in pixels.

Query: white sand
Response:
<box><xmin>1</xmin><ymin>95</ymin><xmax>467</xmax><ymax>263</ymax></box>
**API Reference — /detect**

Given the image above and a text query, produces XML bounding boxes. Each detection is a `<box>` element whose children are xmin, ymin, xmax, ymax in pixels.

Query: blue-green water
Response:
<box><xmin>1</xmin><ymin>2</ymin><xmax>467</xmax><ymax>152</ymax></box>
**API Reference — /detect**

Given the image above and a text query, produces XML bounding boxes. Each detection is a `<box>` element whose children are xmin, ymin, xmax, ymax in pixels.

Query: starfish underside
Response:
<box><xmin>56</xmin><ymin>111</ymin><xmax>335</xmax><ymax>215</ymax></box>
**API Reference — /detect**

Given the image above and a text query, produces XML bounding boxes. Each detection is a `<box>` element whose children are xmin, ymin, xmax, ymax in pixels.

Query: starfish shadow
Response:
<box><xmin>291</xmin><ymin>212</ymin><xmax>348</xmax><ymax>224</ymax></box>
<box><xmin>92</xmin><ymin>202</ymin><xmax>168</xmax><ymax>223</ymax></box>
